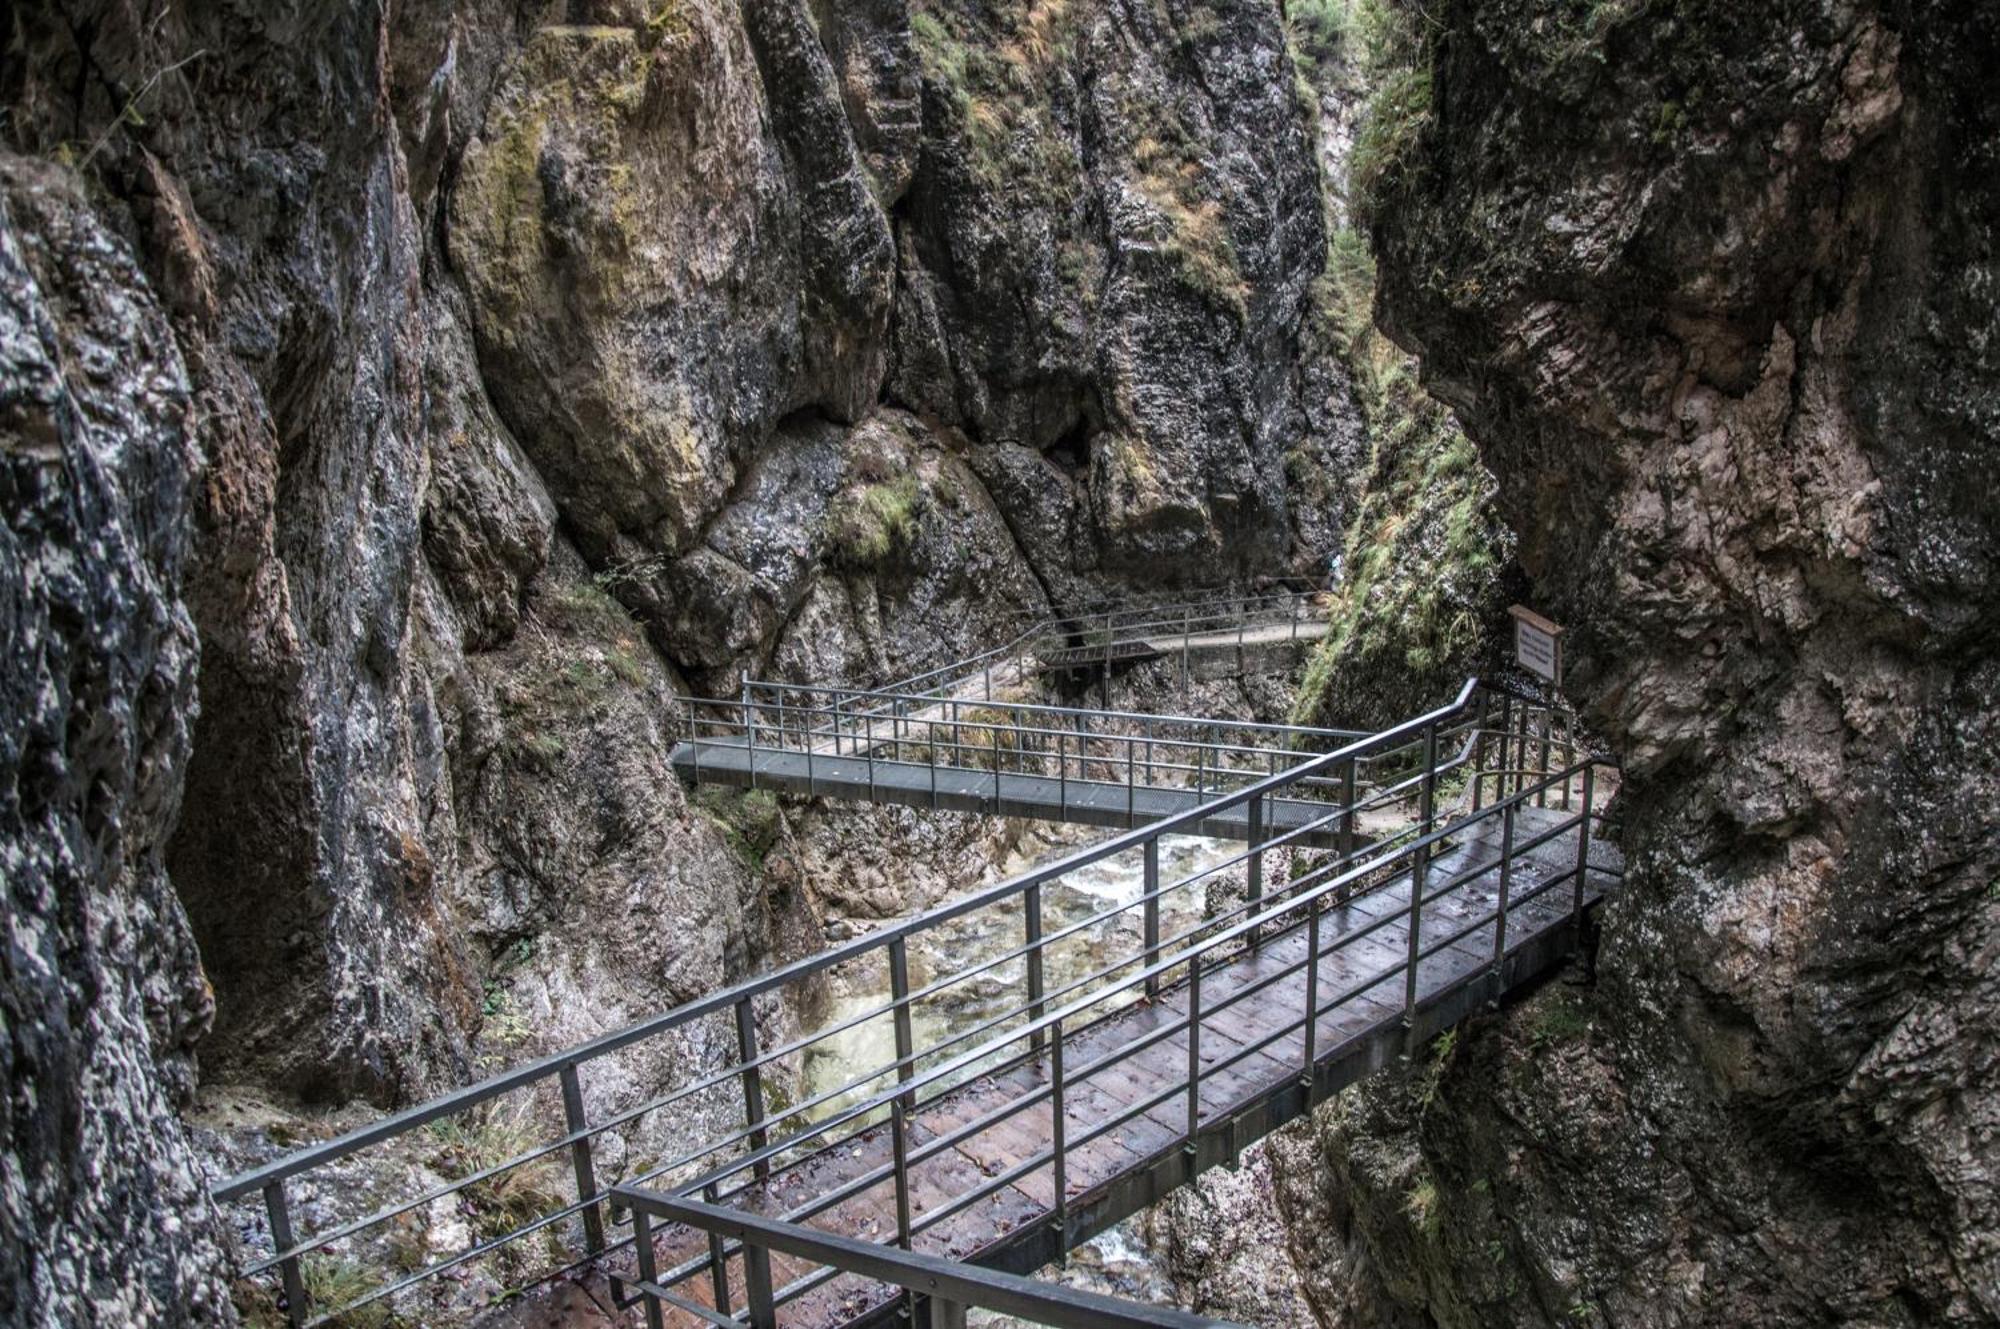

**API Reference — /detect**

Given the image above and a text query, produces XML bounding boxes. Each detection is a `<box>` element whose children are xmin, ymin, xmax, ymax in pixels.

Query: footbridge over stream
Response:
<box><xmin>213</xmin><ymin>594</ymin><xmax>1620</xmax><ymax>1329</ymax></box>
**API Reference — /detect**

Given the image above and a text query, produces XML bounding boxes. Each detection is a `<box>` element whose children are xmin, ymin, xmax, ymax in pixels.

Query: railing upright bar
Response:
<box><xmin>1573</xmin><ymin>764</ymin><xmax>1597</xmax><ymax>935</ymax></box>
<box><xmin>1560</xmin><ymin>711</ymin><xmax>1575</xmax><ymax>811</ymax></box>
<box><xmin>1340</xmin><ymin>757</ymin><xmax>1357</xmax><ymax>859</ymax></box>
<box><xmin>892</xmin><ymin>1099</ymin><xmax>914</xmax><ymax>1252</ymax></box>
<box><xmin>735</xmin><ymin>998</ymin><xmax>770</xmax><ymax>1181</ymax></box>
<box><xmin>263</xmin><ymin>1180</ymin><xmax>308</xmax><ymax>1329</ymax></box>
<box><xmin>702</xmin><ymin>1180</ymin><xmax>731</xmax><ymax>1319</ymax></box>
<box><xmin>1051</xmin><ymin>1016</ymin><xmax>1069</xmax><ymax>1255</ymax></box>
<box><xmin>1027</xmin><ymin>882</ymin><xmax>1046</xmax><ymax>1055</ymax></box>
<box><xmin>1419</xmin><ymin>721</ymin><xmax>1439</xmax><ymax>843</ymax></box>
<box><xmin>1537</xmin><ymin>711</ymin><xmax>1553</xmax><ymax>809</ymax></box>
<box><xmin>1302</xmin><ymin>890</ymin><xmax>1321</xmax><ymax>1100</ymax></box>
<box><xmin>558</xmin><ymin>1063</ymin><xmax>606</xmax><ymax>1259</ymax></box>
<box><xmin>1492</xmin><ymin>802</ymin><xmax>1516</xmax><ymax>983</ymax></box>
<box><xmin>891</xmin><ymin>938</ymin><xmax>916</xmax><ymax>1108</ymax></box>
<box><xmin>1513</xmin><ymin>701</ymin><xmax>1530</xmax><ymax>798</ymax></box>
<box><xmin>1246</xmin><ymin>793</ymin><xmax>1265</xmax><ymax>951</ymax></box>
<box><xmin>632</xmin><ymin>1208</ymin><xmax>668</xmax><ymax>1329</ymax></box>
<box><xmin>1185</xmin><ymin>959</ymin><xmax>1203</xmax><ymax>1159</ymax></box>
<box><xmin>1128</xmin><ymin>732</ymin><xmax>1137</xmax><ymax>825</ymax></box>
<box><xmin>1403</xmin><ymin>837</ymin><xmax>1428</xmax><ymax>1034</ymax></box>
<box><xmin>744</xmin><ymin>1231</ymin><xmax>778</xmax><ymax>1329</ymax></box>
<box><xmin>1470</xmin><ymin>692</ymin><xmax>1489</xmax><ymax>812</ymax></box>
<box><xmin>744</xmin><ymin>679</ymin><xmax>757</xmax><ymax>792</ymax></box>
<box><xmin>1143</xmin><ymin>839</ymin><xmax>1162</xmax><ymax>999</ymax></box>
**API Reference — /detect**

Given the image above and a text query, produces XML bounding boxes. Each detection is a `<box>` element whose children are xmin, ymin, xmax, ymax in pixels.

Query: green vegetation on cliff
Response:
<box><xmin>1292</xmin><ymin>234</ymin><xmax>1511</xmax><ymax>730</ymax></box>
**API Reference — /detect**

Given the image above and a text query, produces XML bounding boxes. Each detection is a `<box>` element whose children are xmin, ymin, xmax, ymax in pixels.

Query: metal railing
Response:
<box><xmin>619</xmin><ymin>1190</ymin><xmax>1239</xmax><ymax>1328</ymax></box>
<box><xmin>213</xmin><ymin>680</ymin><xmax>1611</xmax><ymax>1328</ymax></box>
<box><xmin>678</xmin><ymin>684</ymin><xmax>1387</xmax><ymax>834</ymax></box>
<box><xmin>866</xmin><ymin>586</ymin><xmax>1326</xmax><ymax>702</ymax></box>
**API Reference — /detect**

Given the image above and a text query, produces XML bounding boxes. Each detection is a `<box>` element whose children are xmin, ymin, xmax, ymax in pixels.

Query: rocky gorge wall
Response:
<box><xmin>0</xmin><ymin>0</ymin><xmax>1366</xmax><ymax>1319</ymax></box>
<box><xmin>1294</xmin><ymin>2</ymin><xmax>2000</xmax><ymax>1325</ymax></box>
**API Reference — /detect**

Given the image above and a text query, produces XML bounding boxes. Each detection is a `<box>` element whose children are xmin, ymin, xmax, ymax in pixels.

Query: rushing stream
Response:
<box><xmin>802</xmin><ymin>828</ymin><xmax>1247</xmax><ymax>1119</ymax></box>
<box><xmin>798</xmin><ymin>826</ymin><xmax>1249</xmax><ymax>1313</ymax></box>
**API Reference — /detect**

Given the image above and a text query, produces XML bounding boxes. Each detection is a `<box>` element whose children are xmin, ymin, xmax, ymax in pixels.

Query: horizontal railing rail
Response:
<box><xmin>215</xmin><ymin>675</ymin><xmax>1613</xmax><ymax>1328</ymax></box>
<box><xmin>867</xmin><ymin>585</ymin><xmax>1326</xmax><ymax>700</ymax></box>
<box><xmin>619</xmin><ymin>1189</ymin><xmax>1240</xmax><ymax>1329</ymax></box>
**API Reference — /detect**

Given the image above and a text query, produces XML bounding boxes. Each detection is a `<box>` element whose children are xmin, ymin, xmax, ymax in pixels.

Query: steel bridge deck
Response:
<box><xmin>669</xmin><ymin>742</ymin><xmax>1354</xmax><ymax>846</ymax></box>
<box><xmin>516</xmin><ymin>808</ymin><xmax>1617</xmax><ymax>1329</ymax></box>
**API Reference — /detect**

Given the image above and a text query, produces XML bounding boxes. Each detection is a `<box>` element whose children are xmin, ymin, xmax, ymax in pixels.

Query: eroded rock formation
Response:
<box><xmin>1308</xmin><ymin>2</ymin><xmax>2000</xmax><ymax>1323</ymax></box>
<box><xmin>0</xmin><ymin>0</ymin><xmax>1355</xmax><ymax>1315</ymax></box>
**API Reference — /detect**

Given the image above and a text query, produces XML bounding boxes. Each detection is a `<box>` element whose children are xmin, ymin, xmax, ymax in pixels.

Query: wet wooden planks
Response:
<box><xmin>605</xmin><ymin>810</ymin><xmax>1614</xmax><ymax>1329</ymax></box>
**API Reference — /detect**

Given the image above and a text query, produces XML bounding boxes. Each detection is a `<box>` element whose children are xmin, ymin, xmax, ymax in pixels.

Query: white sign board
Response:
<box><xmin>1509</xmin><ymin>605</ymin><xmax>1564</xmax><ymax>684</ymax></box>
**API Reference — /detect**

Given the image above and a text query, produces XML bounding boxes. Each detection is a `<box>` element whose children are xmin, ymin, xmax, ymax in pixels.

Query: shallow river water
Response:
<box><xmin>799</xmin><ymin>825</ymin><xmax>1252</xmax><ymax>1314</ymax></box>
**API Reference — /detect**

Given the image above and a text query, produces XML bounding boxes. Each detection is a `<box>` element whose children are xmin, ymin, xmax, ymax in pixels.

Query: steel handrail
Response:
<box><xmin>220</xmin><ymin>678</ymin><xmax>1615</xmax><ymax>1329</ymax></box>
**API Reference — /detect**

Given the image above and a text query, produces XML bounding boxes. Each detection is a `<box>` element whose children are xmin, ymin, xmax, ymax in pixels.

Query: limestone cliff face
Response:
<box><xmin>0</xmin><ymin>159</ymin><xmax>230</xmax><ymax>1326</ymax></box>
<box><xmin>1</xmin><ymin>0</ymin><xmax>1352</xmax><ymax>1314</ymax></box>
<box><xmin>1307</xmin><ymin>2</ymin><xmax>2000</xmax><ymax>1324</ymax></box>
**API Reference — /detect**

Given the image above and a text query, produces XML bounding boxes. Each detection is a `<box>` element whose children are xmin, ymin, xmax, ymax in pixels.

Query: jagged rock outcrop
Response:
<box><xmin>1313</xmin><ymin>2</ymin><xmax>2000</xmax><ymax>1323</ymax></box>
<box><xmin>1</xmin><ymin>0</ymin><xmax>1356</xmax><ymax>1316</ymax></box>
<box><xmin>0</xmin><ymin>156</ymin><xmax>231</xmax><ymax>1327</ymax></box>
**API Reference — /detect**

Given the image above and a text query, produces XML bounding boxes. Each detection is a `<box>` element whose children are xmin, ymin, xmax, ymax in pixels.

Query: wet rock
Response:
<box><xmin>0</xmin><ymin>153</ymin><xmax>233</xmax><ymax>1324</ymax></box>
<box><xmin>1320</xmin><ymin>2</ymin><xmax>2000</xmax><ymax>1323</ymax></box>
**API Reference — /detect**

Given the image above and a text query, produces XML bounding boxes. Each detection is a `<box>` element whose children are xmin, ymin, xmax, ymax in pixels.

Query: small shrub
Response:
<box><xmin>429</xmin><ymin>1103</ymin><xmax>570</xmax><ymax>1250</ymax></box>
<box><xmin>1348</xmin><ymin>64</ymin><xmax>1432</xmax><ymax>227</ymax></box>
<box><xmin>1527</xmin><ymin>992</ymin><xmax>1592</xmax><ymax>1048</ymax></box>
<box><xmin>1405</xmin><ymin>1174</ymin><xmax>1441</xmax><ymax>1237</ymax></box>
<box><xmin>828</xmin><ymin>474</ymin><xmax>922</xmax><ymax>567</ymax></box>
<box><xmin>301</xmin><ymin>1257</ymin><xmax>397</xmax><ymax>1329</ymax></box>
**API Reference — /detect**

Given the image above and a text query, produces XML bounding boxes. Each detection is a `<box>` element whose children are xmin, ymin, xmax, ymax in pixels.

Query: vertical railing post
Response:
<box><xmin>1560</xmin><ymin>711</ymin><xmax>1575</xmax><ymax>811</ymax></box>
<box><xmin>1050</xmin><ymin>1016</ymin><xmax>1068</xmax><ymax>1256</ymax></box>
<box><xmin>867</xmin><ymin>705</ymin><xmax>877</xmax><ymax>803</ymax></box>
<box><xmin>1127</xmin><ymin>731</ymin><xmax>1136</xmax><ymax>825</ymax></box>
<box><xmin>1143</xmin><ymin>838</ymin><xmax>1162</xmax><ymax>999</ymax></box>
<box><xmin>1246</xmin><ymin>793</ymin><xmax>1265</xmax><ymax>951</ymax></box>
<box><xmin>1537</xmin><ymin>709</ymin><xmax>1553</xmax><ymax>809</ymax></box>
<box><xmin>1302</xmin><ymin>884</ymin><xmax>1321</xmax><ymax>1100</ymax></box>
<box><xmin>1184</xmin><ymin>958</ymin><xmax>1203</xmax><ymax>1166</ymax></box>
<box><xmin>1058</xmin><ymin>728</ymin><xmax>1067</xmax><ymax>812</ymax></box>
<box><xmin>559</xmin><ymin>1063</ymin><xmax>606</xmax><ymax>1259</ymax></box>
<box><xmin>1513</xmin><ymin>700</ymin><xmax>1530</xmax><ymax>798</ymax></box>
<box><xmin>1492</xmin><ymin>801</ymin><xmax>1516</xmax><ymax>987</ymax></box>
<box><xmin>1470</xmin><ymin>691</ymin><xmax>1490</xmax><ymax>812</ymax></box>
<box><xmin>1026</xmin><ymin>882</ymin><xmax>1046</xmax><ymax>1054</ymax></box>
<box><xmin>1340</xmin><ymin>756</ymin><xmax>1358</xmax><ymax>860</ymax></box>
<box><xmin>734</xmin><ymin>997</ymin><xmax>769</xmax><ymax>1180</ymax></box>
<box><xmin>891</xmin><ymin>1099</ymin><xmax>914</xmax><ymax>1252</ymax></box>
<box><xmin>1572</xmin><ymin>764</ymin><xmax>1597</xmax><ymax>936</ymax></box>
<box><xmin>632</xmin><ymin>1207</ymin><xmax>668</xmax><ymax>1329</ymax></box>
<box><xmin>701</xmin><ymin>1181</ymin><xmax>731</xmax><ymax>1319</ymax></box>
<box><xmin>744</xmin><ymin>681</ymin><xmax>757</xmax><ymax>792</ymax></box>
<box><xmin>890</xmin><ymin>938</ymin><xmax>915</xmax><ymax>1110</ymax></box>
<box><xmin>263</xmin><ymin>1180</ymin><xmax>308</xmax><ymax>1329</ymax></box>
<box><xmin>805</xmin><ymin>697</ymin><xmax>818</xmax><ymax>797</ymax></box>
<box><xmin>1419</xmin><ymin>721</ymin><xmax>1440</xmax><ymax>843</ymax></box>
<box><xmin>1403</xmin><ymin>837</ymin><xmax>1429</xmax><ymax>1039</ymax></box>
<box><xmin>744</xmin><ymin>1233</ymin><xmax>778</xmax><ymax>1329</ymax></box>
